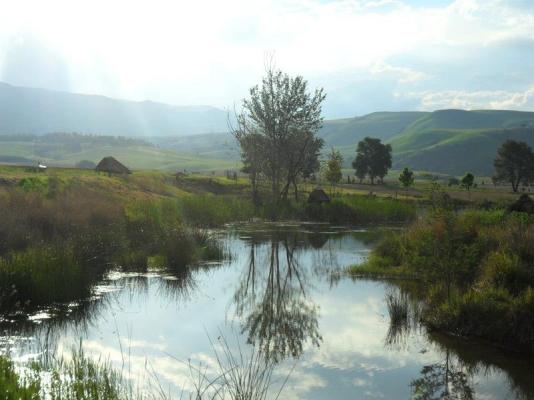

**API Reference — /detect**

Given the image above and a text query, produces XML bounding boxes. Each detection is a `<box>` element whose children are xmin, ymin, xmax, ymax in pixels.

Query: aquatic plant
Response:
<box><xmin>349</xmin><ymin>208</ymin><xmax>534</xmax><ymax>353</ymax></box>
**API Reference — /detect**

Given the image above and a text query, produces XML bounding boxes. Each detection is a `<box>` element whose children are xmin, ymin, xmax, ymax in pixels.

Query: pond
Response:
<box><xmin>1</xmin><ymin>223</ymin><xmax>533</xmax><ymax>399</ymax></box>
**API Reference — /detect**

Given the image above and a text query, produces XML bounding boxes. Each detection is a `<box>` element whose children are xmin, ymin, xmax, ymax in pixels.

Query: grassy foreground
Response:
<box><xmin>349</xmin><ymin>206</ymin><xmax>534</xmax><ymax>353</ymax></box>
<box><xmin>0</xmin><ymin>334</ymin><xmax>285</xmax><ymax>400</ymax></box>
<box><xmin>0</xmin><ymin>165</ymin><xmax>416</xmax><ymax>312</ymax></box>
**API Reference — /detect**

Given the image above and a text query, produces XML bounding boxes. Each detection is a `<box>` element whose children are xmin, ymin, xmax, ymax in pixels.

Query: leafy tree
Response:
<box><xmin>461</xmin><ymin>173</ymin><xmax>474</xmax><ymax>191</ymax></box>
<box><xmin>352</xmin><ymin>156</ymin><xmax>367</xmax><ymax>184</ymax></box>
<box><xmin>325</xmin><ymin>148</ymin><xmax>343</xmax><ymax>191</ymax></box>
<box><xmin>460</xmin><ymin>172</ymin><xmax>475</xmax><ymax>191</ymax></box>
<box><xmin>233</xmin><ymin>66</ymin><xmax>325</xmax><ymax>206</ymax></box>
<box><xmin>493</xmin><ymin>140</ymin><xmax>534</xmax><ymax>192</ymax></box>
<box><xmin>398</xmin><ymin>167</ymin><xmax>414</xmax><ymax>188</ymax></box>
<box><xmin>352</xmin><ymin>137</ymin><xmax>392</xmax><ymax>184</ymax></box>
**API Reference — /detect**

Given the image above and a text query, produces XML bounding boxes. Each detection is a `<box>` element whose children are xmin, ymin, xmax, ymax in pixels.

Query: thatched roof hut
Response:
<box><xmin>95</xmin><ymin>156</ymin><xmax>131</xmax><ymax>174</ymax></box>
<box><xmin>509</xmin><ymin>194</ymin><xmax>534</xmax><ymax>214</ymax></box>
<box><xmin>308</xmin><ymin>187</ymin><xmax>330</xmax><ymax>204</ymax></box>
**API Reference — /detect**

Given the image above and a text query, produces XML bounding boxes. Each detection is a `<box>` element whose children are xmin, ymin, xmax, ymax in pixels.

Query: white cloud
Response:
<box><xmin>0</xmin><ymin>0</ymin><xmax>533</xmax><ymax>115</ymax></box>
<box><xmin>400</xmin><ymin>86</ymin><xmax>534</xmax><ymax>110</ymax></box>
<box><xmin>370</xmin><ymin>61</ymin><xmax>429</xmax><ymax>83</ymax></box>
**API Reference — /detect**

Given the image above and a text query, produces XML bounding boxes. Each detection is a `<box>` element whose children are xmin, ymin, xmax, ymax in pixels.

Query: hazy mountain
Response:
<box><xmin>0</xmin><ymin>82</ymin><xmax>230</xmax><ymax>136</ymax></box>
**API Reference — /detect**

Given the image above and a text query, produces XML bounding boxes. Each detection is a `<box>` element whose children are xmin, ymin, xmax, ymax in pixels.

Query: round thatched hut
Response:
<box><xmin>95</xmin><ymin>156</ymin><xmax>131</xmax><ymax>174</ymax></box>
<box><xmin>308</xmin><ymin>187</ymin><xmax>330</xmax><ymax>204</ymax></box>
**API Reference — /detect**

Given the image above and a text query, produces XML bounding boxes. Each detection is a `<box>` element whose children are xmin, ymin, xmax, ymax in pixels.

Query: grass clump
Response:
<box><xmin>0</xmin><ymin>348</ymin><xmax>132</xmax><ymax>400</ymax></box>
<box><xmin>178</xmin><ymin>195</ymin><xmax>255</xmax><ymax>227</ymax></box>
<box><xmin>349</xmin><ymin>207</ymin><xmax>534</xmax><ymax>353</ymax></box>
<box><xmin>0</xmin><ymin>246</ymin><xmax>88</xmax><ymax>309</ymax></box>
<box><xmin>305</xmin><ymin>195</ymin><xmax>416</xmax><ymax>224</ymax></box>
<box><xmin>0</xmin><ymin>356</ymin><xmax>40</xmax><ymax>399</ymax></box>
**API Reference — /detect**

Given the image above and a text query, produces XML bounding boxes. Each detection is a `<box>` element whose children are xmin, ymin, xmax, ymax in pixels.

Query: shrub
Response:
<box><xmin>0</xmin><ymin>246</ymin><xmax>89</xmax><ymax>309</ymax></box>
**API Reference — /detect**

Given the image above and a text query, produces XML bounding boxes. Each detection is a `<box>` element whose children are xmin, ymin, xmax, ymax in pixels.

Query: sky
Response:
<box><xmin>0</xmin><ymin>0</ymin><xmax>534</xmax><ymax>118</ymax></box>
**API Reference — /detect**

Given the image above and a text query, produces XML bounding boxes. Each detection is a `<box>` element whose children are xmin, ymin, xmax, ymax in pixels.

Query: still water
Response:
<box><xmin>1</xmin><ymin>223</ymin><xmax>533</xmax><ymax>399</ymax></box>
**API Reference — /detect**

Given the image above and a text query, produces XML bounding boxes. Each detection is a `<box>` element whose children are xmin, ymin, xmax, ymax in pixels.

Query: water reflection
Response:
<box><xmin>0</xmin><ymin>224</ymin><xmax>533</xmax><ymax>399</ymax></box>
<box><xmin>411</xmin><ymin>349</ymin><xmax>474</xmax><ymax>400</ymax></box>
<box><xmin>233</xmin><ymin>235</ymin><xmax>322</xmax><ymax>362</ymax></box>
<box><xmin>383</xmin><ymin>283</ymin><xmax>534</xmax><ymax>400</ymax></box>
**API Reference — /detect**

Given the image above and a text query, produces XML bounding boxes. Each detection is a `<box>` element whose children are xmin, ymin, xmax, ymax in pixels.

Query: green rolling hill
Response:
<box><xmin>142</xmin><ymin>109</ymin><xmax>534</xmax><ymax>176</ymax></box>
<box><xmin>1</xmin><ymin>80</ymin><xmax>534</xmax><ymax>176</ymax></box>
<box><xmin>318</xmin><ymin>111</ymin><xmax>428</xmax><ymax>146</ymax></box>
<box><xmin>388</xmin><ymin>110</ymin><xmax>534</xmax><ymax>175</ymax></box>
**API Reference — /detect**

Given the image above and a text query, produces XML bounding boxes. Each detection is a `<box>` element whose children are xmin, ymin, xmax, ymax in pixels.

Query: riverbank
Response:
<box><xmin>0</xmin><ymin>166</ymin><xmax>416</xmax><ymax>312</ymax></box>
<box><xmin>348</xmin><ymin>207</ymin><xmax>534</xmax><ymax>354</ymax></box>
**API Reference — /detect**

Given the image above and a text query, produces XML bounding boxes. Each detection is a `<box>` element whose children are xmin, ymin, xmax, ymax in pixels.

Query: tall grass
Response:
<box><xmin>0</xmin><ymin>334</ymin><xmax>289</xmax><ymax>400</ymax></box>
<box><xmin>0</xmin><ymin>246</ymin><xmax>89</xmax><ymax>309</ymax></box>
<box><xmin>305</xmin><ymin>195</ymin><xmax>416</xmax><ymax>224</ymax></box>
<box><xmin>186</xmin><ymin>334</ymin><xmax>289</xmax><ymax>400</ymax></box>
<box><xmin>178</xmin><ymin>195</ymin><xmax>255</xmax><ymax>227</ymax></box>
<box><xmin>0</xmin><ymin>188</ymin><xmax>226</xmax><ymax>312</ymax></box>
<box><xmin>350</xmin><ymin>208</ymin><xmax>534</xmax><ymax>353</ymax></box>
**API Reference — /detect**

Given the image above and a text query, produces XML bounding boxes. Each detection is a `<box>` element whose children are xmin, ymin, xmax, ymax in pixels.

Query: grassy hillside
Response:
<box><xmin>149</xmin><ymin>132</ymin><xmax>240</xmax><ymax>160</ymax></box>
<box><xmin>4</xmin><ymin>105</ymin><xmax>534</xmax><ymax>175</ymax></box>
<box><xmin>0</xmin><ymin>134</ymin><xmax>238</xmax><ymax>171</ymax></box>
<box><xmin>400</xmin><ymin>109</ymin><xmax>534</xmax><ymax>137</ymax></box>
<box><xmin>388</xmin><ymin>109</ymin><xmax>534</xmax><ymax>175</ymax></box>
<box><xmin>391</xmin><ymin>127</ymin><xmax>534</xmax><ymax>175</ymax></box>
<box><xmin>387</xmin><ymin>109</ymin><xmax>534</xmax><ymax>175</ymax></box>
<box><xmin>319</xmin><ymin>111</ymin><xmax>427</xmax><ymax>146</ymax></box>
<box><xmin>152</xmin><ymin>112</ymin><xmax>428</xmax><ymax>166</ymax></box>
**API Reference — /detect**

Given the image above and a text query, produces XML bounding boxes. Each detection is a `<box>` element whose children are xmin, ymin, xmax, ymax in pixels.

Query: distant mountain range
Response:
<box><xmin>0</xmin><ymin>82</ymin><xmax>230</xmax><ymax>136</ymax></box>
<box><xmin>1</xmin><ymin>82</ymin><xmax>534</xmax><ymax>175</ymax></box>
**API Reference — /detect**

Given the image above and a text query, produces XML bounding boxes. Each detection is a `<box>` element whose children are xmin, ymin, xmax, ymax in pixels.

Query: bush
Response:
<box><xmin>352</xmin><ymin>207</ymin><xmax>534</xmax><ymax>352</ymax></box>
<box><xmin>0</xmin><ymin>246</ymin><xmax>88</xmax><ymax>309</ymax></box>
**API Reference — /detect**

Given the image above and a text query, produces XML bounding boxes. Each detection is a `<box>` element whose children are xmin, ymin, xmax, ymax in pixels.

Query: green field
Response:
<box><xmin>0</xmin><ymin>140</ymin><xmax>239</xmax><ymax>172</ymax></box>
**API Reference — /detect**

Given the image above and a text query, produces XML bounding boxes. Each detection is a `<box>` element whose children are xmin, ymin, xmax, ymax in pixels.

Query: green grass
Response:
<box><xmin>0</xmin><ymin>334</ymin><xmax>289</xmax><ymax>400</ymax></box>
<box><xmin>0</xmin><ymin>140</ymin><xmax>237</xmax><ymax>172</ymax></box>
<box><xmin>0</xmin><ymin>348</ymin><xmax>134</xmax><ymax>400</ymax></box>
<box><xmin>348</xmin><ymin>207</ymin><xmax>534</xmax><ymax>353</ymax></box>
<box><xmin>0</xmin><ymin>173</ymin><xmax>231</xmax><ymax>311</ymax></box>
<box><xmin>178</xmin><ymin>194</ymin><xmax>255</xmax><ymax>227</ymax></box>
<box><xmin>305</xmin><ymin>195</ymin><xmax>416</xmax><ymax>224</ymax></box>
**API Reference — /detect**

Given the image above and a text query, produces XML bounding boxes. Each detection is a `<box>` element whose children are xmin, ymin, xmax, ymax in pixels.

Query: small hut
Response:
<box><xmin>95</xmin><ymin>156</ymin><xmax>131</xmax><ymax>175</ymax></box>
<box><xmin>308</xmin><ymin>187</ymin><xmax>330</xmax><ymax>204</ymax></box>
<box><xmin>508</xmin><ymin>194</ymin><xmax>534</xmax><ymax>214</ymax></box>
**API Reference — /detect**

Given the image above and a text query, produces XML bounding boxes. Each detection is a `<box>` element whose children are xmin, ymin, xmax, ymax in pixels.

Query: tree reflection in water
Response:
<box><xmin>383</xmin><ymin>288</ymin><xmax>475</xmax><ymax>399</ymax></box>
<box><xmin>411</xmin><ymin>349</ymin><xmax>474</xmax><ymax>400</ymax></box>
<box><xmin>384</xmin><ymin>284</ymin><xmax>534</xmax><ymax>400</ymax></box>
<box><xmin>233</xmin><ymin>228</ymin><xmax>330</xmax><ymax>363</ymax></box>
